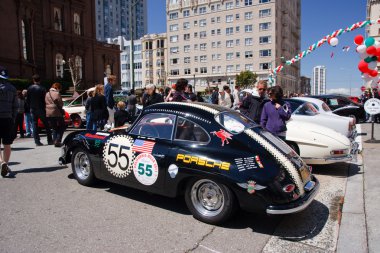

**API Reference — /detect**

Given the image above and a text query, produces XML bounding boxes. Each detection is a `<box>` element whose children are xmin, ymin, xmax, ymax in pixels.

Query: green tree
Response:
<box><xmin>235</xmin><ymin>70</ymin><xmax>258</xmax><ymax>89</ymax></box>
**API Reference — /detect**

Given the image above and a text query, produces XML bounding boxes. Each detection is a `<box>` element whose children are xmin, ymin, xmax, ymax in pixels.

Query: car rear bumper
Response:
<box><xmin>266</xmin><ymin>177</ymin><xmax>319</xmax><ymax>215</ymax></box>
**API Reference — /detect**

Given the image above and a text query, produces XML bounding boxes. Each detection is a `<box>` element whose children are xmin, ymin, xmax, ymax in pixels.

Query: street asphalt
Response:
<box><xmin>0</xmin><ymin>129</ymin><xmax>351</xmax><ymax>253</ymax></box>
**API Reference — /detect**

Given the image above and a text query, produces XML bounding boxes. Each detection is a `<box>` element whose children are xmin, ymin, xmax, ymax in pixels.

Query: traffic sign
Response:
<box><xmin>364</xmin><ymin>98</ymin><xmax>380</xmax><ymax>115</ymax></box>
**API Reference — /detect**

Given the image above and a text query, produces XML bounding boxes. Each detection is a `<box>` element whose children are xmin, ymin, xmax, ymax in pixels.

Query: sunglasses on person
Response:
<box><xmin>258</xmin><ymin>88</ymin><xmax>266</xmax><ymax>91</ymax></box>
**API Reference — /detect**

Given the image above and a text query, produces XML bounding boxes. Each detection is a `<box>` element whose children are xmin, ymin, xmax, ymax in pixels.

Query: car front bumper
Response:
<box><xmin>266</xmin><ymin>177</ymin><xmax>320</xmax><ymax>215</ymax></box>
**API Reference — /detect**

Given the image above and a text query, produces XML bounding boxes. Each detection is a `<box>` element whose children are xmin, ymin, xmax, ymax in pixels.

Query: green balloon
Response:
<box><xmin>365</xmin><ymin>37</ymin><xmax>375</xmax><ymax>47</ymax></box>
<box><xmin>365</xmin><ymin>57</ymin><xmax>373</xmax><ymax>63</ymax></box>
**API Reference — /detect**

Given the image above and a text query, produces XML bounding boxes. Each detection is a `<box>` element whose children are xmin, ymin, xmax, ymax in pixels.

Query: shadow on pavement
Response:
<box><xmin>12</xmin><ymin>165</ymin><xmax>67</xmax><ymax>175</ymax></box>
<box><xmin>312</xmin><ymin>162</ymin><xmax>359</xmax><ymax>178</ymax></box>
<box><xmin>10</xmin><ymin>147</ymin><xmax>35</xmax><ymax>151</ymax></box>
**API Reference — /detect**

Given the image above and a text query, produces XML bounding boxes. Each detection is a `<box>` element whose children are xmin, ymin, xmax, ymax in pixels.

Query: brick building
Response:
<box><xmin>0</xmin><ymin>0</ymin><xmax>120</xmax><ymax>89</ymax></box>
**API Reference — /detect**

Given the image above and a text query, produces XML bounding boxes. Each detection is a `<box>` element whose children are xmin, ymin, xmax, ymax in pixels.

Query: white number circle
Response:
<box><xmin>133</xmin><ymin>153</ymin><xmax>159</xmax><ymax>186</ymax></box>
<box><xmin>103</xmin><ymin>135</ymin><xmax>135</xmax><ymax>178</ymax></box>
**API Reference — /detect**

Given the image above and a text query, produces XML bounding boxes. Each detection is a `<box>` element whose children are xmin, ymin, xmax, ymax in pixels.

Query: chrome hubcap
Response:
<box><xmin>191</xmin><ymin>179</ymin><xmax>224</xmax><ymax>217</ymax></box>
<box><xmin>74</xmin><ymin>152</ymin><xmax>90</xmax><ymax>180</ymax></box>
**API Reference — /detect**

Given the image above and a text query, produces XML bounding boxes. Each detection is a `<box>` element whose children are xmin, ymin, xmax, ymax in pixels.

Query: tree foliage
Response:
<box><xmin>235</xmin><ymin>70</ymin><xmax>258</xmax><ymax>89</ymax></box>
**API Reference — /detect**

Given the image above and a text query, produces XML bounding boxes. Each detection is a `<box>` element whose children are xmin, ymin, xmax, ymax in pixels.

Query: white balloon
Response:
<box><xmin>359</xmin><ymin>52</ymin><xmax>369</xmax><ymax>59</ymax></box>
<box><xmin>374</xmin><ymin>40</ymin><xmax>380</xmax><ymax>48</ymax></box>
<box><xmin>357</xmin><ymin>45</ymin><xmax>367</xmax><ymax>54</ymax></box>
<box><xmin>369</xmin><ymin>61</ymin><xmax>378</xmax><ymax>70</ymax></box>
<box><xmin>329</xmin><ymin>37</ymin><xmax>339</xmax><ymax>47</ymax></box>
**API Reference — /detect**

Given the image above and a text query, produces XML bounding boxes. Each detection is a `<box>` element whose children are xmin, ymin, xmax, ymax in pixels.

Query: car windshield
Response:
<box><xmin>215</xmin><ymin>112</ymin><xmax>258</xmax><ymax>134</ymax></box>
<box><xmin>322</xmin><ymin>102</ymin><xmax>332</xmax><ymax>112</ymax></box>
<box><xmin>294</xmin><ymin>102</ymin><xmax>319</xmax><ymax>116</ymax></box>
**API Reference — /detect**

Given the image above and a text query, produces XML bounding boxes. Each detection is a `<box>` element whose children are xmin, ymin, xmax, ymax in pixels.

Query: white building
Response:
<box><xmin>107</xmin><ymin>36</ymin><xmax>143</xmax><ymax>90</ymax></box>
<box><xmin>312</xmin><ymin>66</ymin><xmax>326</xmax><ymax>95</ymax></box>
<box><xmin>166</xmin><ymin>0</ymin><xmax>301</xmax><ymax>92</ymax></box>
<box><xmin>96</xmin><ymin>0</ymin><xmax>147</xmax><ymax>42</ymax></box>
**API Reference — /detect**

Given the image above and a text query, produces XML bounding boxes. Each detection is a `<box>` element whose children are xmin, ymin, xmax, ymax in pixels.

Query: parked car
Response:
<box><xmin>113</xmin><ymin>90</ymin><xmax>129</xmax><ymax>97</ymax></box>
<box><xmin>308</xmin><ymin>95</ymin><xmax>366</xmax><ymax>123</ymax></box>
<box><xmin>22</xmin><ymin>110</ymin><xmax>71</xmax><ymax>130</ymax></box>
<box><xmin>285</xmin><ymin>98</ymin><xmax>356</xmax><ymax>139</ymax></box>
<box><xmin>59</xmin><ymin>102</ymin><xmax>318</xmax><ymax>225</ymax></box>
<box><xmin>63</xmin><ymin>88</ymin><xmax>95</xmax><ymax>128</ymax></box>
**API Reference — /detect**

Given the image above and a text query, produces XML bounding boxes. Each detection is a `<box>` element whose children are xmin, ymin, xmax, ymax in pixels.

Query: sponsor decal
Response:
<box><xmin>132</xmin><ymin>139</ymin><xmax>156</xmax><ymax>154</ymax></box>
<box><xmin>94</xmin><ymin>140</ymin><xmax>102</xmax><ymax>148</ymax></box>
<box><xmin>133</xmin><ymin>153</ymin><xmax>159</xmax><ymax>186</ymax></box>
<box><xmin>247</xmin><ymin>181</ymin><xmax>256</xmax><ymax>194</ymax></box>
<box><xmin>176</xmin><ymin>154</ymin><xmax>230</xmax><ymax>171</ymax></box>
<box><xmin>168</xmin><ymin>164</ymin><xmax>179</xmax><ymax>179</ymax></box>
<box><xmin>255</xmin><ymin>155</ymin><xmax>264</xmax><ymax>169</ymax></box>
<box><xmin>95</xmin><ymin>132</ymin><xmax>110</xmax><ymax>136</ymax></box>
<box><xmin>211</xmin><ymin>129</ymin><xmax>233</xmax><ymax>146</ymax></box>
<box><xmin>103</xmin><ymin>135</ymin><xmax>135</xmax><ymax>178</ymax></box>
<box><xmin>85</xmin><ymin>133</ymin><xmax>107</xmax><ymax>140</ymax></box>
<box><xmin>235</xmin><ymin>157</ymin><xmax>258</xmax><ymax>172</ymax></box>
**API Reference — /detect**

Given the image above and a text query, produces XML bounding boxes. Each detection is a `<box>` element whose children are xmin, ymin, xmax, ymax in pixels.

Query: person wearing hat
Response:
<box><xmin>0</xmin><ymin>66</ymin><xmax>18</xmax><ymax>177</ymax></box>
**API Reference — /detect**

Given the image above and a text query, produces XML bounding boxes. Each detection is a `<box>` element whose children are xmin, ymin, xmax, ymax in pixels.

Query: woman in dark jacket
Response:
<box><xmin>90</xmin><ymin>84</ymin><xmax>108</xmax><ymax>130</ymax></box>
<box><xmin>171</xmin><ymin>78</ymin><xmax>190</xmax><ymax>102</ymax></box>
<box><xmin>260</xmin><ymin>86</ymin><xmax>291</xmax><ymax>139</ymax></box>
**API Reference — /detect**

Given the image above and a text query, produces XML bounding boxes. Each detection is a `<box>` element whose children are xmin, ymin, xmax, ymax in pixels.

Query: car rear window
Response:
<box><xmin>215</xmin><ymin>112</ymin><xmax>257</xmax><ymax>134</ymax></box>
<box><xmin>294</xmin><ymin>102</ymin><xmax>319</xmax><ymax>116</ymax></box>
<box><xmin>322</xmin><ymin>102</ymin><xmax>332</xmax><ymax>112</ymax></box>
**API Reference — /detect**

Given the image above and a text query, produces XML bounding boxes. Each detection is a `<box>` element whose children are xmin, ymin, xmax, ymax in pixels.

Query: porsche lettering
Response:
<box><xmin>176</xmin><ymin>154</ymin><xmax>230</xmax><ymax>171</ymax></box>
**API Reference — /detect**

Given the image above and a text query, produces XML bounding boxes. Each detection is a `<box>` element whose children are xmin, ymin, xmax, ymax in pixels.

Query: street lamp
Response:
<box><xmin>193</xmin><ymin>74</ymin><xmax>196</xmax><ymax>91</ymax></box>
<box><xmin>129</xmin><ymin>0</ymin><xmax>142</xmax><ymax>91</ymax></box>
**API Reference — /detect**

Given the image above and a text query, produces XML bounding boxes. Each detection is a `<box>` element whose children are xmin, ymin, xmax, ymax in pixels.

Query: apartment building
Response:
<box><xmin>141</xmin><ymin>33</ymin><xmax>168</xmax><ymax>86</ymax></box>
<box><xmin>107</xmin><ymin>36</ymin><xmax>143</xmax><ymax>90</ymax></box>
<box><xmin>367</xmin><ymin>0</ymin><xmax>380</xmax><ymax>72</ymax></box>
<box><xmin>166</xmin><ymin>0</ymin><xmax>301</xmax><ymax>92</ymax></box>
<box><xmin>96</xmin><ymin>0</ymin><xmax>147</xmax><ymax>41</ymax></box>
<box><xmin>312</xmin><ymin>66</ymin><xmax>326</xmax><ymax>95</ymax></box>
<box><xmin>299</xmin><ymin>76</ymin><xmax>311</xmax><ymax>95</ymax></box>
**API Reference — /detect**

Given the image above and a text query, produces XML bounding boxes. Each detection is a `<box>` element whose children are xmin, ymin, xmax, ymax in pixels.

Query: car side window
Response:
<box><xmin>175</xmin><ymin>117</ymin><xmax>210</xmax><ymax>143</ymax></box>
<box><xmin>328</xmin><ymin>98</ymin><xmax>338</xmax><ymax>106</ymax></box>
<box><xmin>130</xmin><ymin>113</ymin><xmax>176</xmax><ymax>140</ymax></box>
<box><xmin>338</xmin><ymin>98</ymin><xmax>350</xmax><ymax>106</ymax></box>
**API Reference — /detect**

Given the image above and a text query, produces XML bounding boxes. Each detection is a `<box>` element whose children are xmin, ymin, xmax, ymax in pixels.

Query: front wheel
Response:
<box><xmin>71</xmin><ymin>148</ymin><xmax>97</xmax><ymax>186</ymax></box>
<box><xmin>185</xmin><ymin>178</ymin><xmax>237</xmax><ymax>225</ymax></box>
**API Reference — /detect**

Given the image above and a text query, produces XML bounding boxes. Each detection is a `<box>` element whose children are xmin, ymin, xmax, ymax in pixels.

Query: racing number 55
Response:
<box><xmin>137</xmin><ymin>163</ymin><xmax>153</xmax><ymax>177</ymax></box>
<box><xmin>107</xmin><ymin>143</ymin><xmax>130</xmax><ymax>171</ymax></box>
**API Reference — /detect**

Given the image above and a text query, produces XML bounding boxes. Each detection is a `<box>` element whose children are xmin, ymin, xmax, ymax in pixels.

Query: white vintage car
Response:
<box><xmin>285</xmin><ymin>98</ymin><xmax>356</xmax><ymax>139</ymax></box>
<box><xmin>63</xmin><ymin>88</ymin><xmax>94</xmax><ymax>128</ymax></box>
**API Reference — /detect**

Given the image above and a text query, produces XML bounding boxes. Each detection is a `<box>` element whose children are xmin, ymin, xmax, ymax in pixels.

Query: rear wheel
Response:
<box><xmin>71</xmin><ymin>114</ymin><xmax>82</xmax><ymax>129</ymax></box>
<box><xmin>71</xmin><ymin>148</ymin><xmax>97</xmax><ymax>186</ymax></box>
<box><xmin>185</xmin><ymin>178</ymin><xmax>237</xmax><ymax>224</ymax></box>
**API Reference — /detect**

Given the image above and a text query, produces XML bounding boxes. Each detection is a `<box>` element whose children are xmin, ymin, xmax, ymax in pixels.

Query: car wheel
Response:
<box><xmin>71</xmin><ymin>148</ymin><xmax>97</xmax><ymax>186</ymax></box>
<box><xmin>71</xmin><ymin>114</ymin><xmax>82</xmax><ymax>129</ymax></box>
<box><xmin>185</xmin><ymin>178</ymin><xmax>237</xmax><ymax>224</ymax></box>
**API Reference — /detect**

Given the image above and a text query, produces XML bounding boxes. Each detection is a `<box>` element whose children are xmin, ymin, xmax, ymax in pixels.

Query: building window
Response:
<box><xmin>217</xmin><ymin>29</ymin><xmax>221</xmax><ymax>35</ymax></box>
<box><xmin>226</xmin><ymin>15</ymin><xmax>233</xmax><ymax>23</ymax></box>
<box><xmin>211</xmin><ymin>17</ymin><xmax>216</xmax><ymax>24</ymax></box>
<box><xmin>73</xmin><ymin>13</ymin><xmax>81</xmax><ymax>35</ymax></box>
<box><xmin>259</xmin><ymin>22</ymin><xmax>271</xmax><ymax>31</ymax></box>
<box><xmin>200</xmin><ymin>31</ymin><xmax>207</xmax><ymax>38</ymax></box>
<box><xmin>53</xmin><ymin>7</ymin><xmax>63</xmax><ymax>31</ymax></box>
<box><xmin>226</xmin><ymin>53</ymin><xmax>233</xmax><ymax>60</ymax></box>
<box><xmin>170</xmin><ymin>35</ymin><xmax>178</xmax><ymax>43</ymax></box>
<box><xmin>211</xmin><ymin>30</ymin><xmax>215</xmax><ymax>36</ymax></box>
<box><xmin>169</xmin><ymin>12</ymin><xmax>178</xmax><ymax>20</ymax></box>
<box><xmin>200</xmin><ymin>43</ymin><xmax>207</xmax><ymax>50</ymax></box>
<box><xmin>199</xmin><ymin>6</ymin><xmax>207</xmax><ymax>14</ymax></box>
<box><xmin>245</xmin><ymin>25</ymin><xmax>253</xmax><ymax>33</ymax></box>
<box><xmin>184</xmin><ymin>68</ymin><xmax>191</xmax><ymax>75</ymax></box>
<box><xmin>259</xmin><ymin>9</ymin><xmax>272</xmax><ymax>18</ymax></box>
<box><xmin>245</xmin><ymin>38</ymin><xmax>253</xmax><ymax>46</ymax></box>
<box><xmin>170</xmin><ymin>58</ymin><xmax>179</xmax><ymax>65</ymax></box>
<box><xmin>194</xmin><ymin>32</ymin><xmax>198</xmax><ymax>38</ymax></box>
<box><xmin>236</xmin><ymin>26</ymin><xmax>240</xmax><ymax>33</ymax></box>
<box><xmin>21</xmin><ymin>20</ymin><xmax>28</xmax><ymax>60</ymax></box>
<box><xmin>226</xmin><ymin>65</ymin><xmax>233</xmax><ymax>73</ymax></box>
<box><xmin>182</xmin><ymin>45</ymin><xmax>189</xmax><ymax>53</ymax></box>
<box><xmin>259</xmin><ymin>0</ymin><xmax>271</xmax><ymax>3</ymax></box>
<box><xmin>226</xmin><ymin>27</ymin><xmax>233</xmax><ymax>36</ymax></box>
<box><xmin>75</xmin><ymin>55</ymin><xmax>83</xmax><ymax>79</ymax></box>
<box><xmin>226</xmin><ymin>2</ymin><xmax>233</xmax><ymax>10</ymax></box>
<box><xmin>217</xmin><ymin>17</ymin><xmax>221</xmax><ymax>23</ymax></box>
<box><xmin>194</xmin><ymin>20</ymin><xmax>198</xmax><ymax>26</ymax></box>
<box><xmin>184</xmin><ymin>57</ymin><xmax>191</xmax><ymax>64</ymax></box>
<box><xmin>245</xmin><ymin>0</ymin><xmax>253</xmax><ymax>6</ymax></box>
<box><xmin>200</xmin><ymin>55</ymin><xmax>207</xmax><ymax>63</ymax></box>
<box><xmin>245</xmin><ymin>64</ymin><xmax>253</xmax><ymax>71</ymax></box>
<box><xmin>236</xmin><ymin>52</ymin><xmax>240</xmax><ymax>58</ymax></box>
<box><xmin>245</xmin><ymin>12</ymin><xmax>253</xmax><ymax>20</ymax></box>
<box><xmin>194</xmin><ymin>44</ymin><xmax>198</xmax><ymax>50</ymax></box>
<box><xmin>200</xmin><ymin>67</ymin><xmax>207</xmax><ymax>74</ymax></box>
<box><xmin>170</xmin><ymin>24</ymin><xmax>179</xmax><ymax>32</ymax></box>
<box><xmin>245</xmin><ymin>51</ymin><xmax>253</xmax><ymax>58</ymax></box>
<box><xmin>170</xmin><ymin>47</ymin><xmax>179</xmax><ymax>54</ymax></box>
<box><xmin>260</xmin><ymin>63</ymin><xmax>271</xmax><ymax>70</ymax></box>
<box><xmin>217</xmin><ymin>41</ymin><xmax>221</xmax><ymax>48</ymax></box>
<box><xmin>200</xmin><ymin>19</ymin><xmax>207</xmax><ymax>27</ymax></box>
<box><xmin>260</xmin><ymin>49</ymin><xmax>272</xmax><ymax>57</ymax></box>
<box><xmin>259</xmin><ymin>36</ymin><xmax>272</xmax><ymax>44</ymax></box>
<box><xmin>55</xmin><ymin>53</ymin><xmax>64</xmax><ymax>78</ymax></box>
<box><xmin>236</xmin><ymin>39</ymin><xmax>240</xmax><ymax>45</ymax></box>
<box><xmin>226</xmin><ymin>40</ymin><xmax>234</xmax><ymax>48</ymax></box>
<box><xmin>236</xmin><ymin>65</ymin><xmax>241</xmax><ymax>72</ymax></box>
<box><xmin>212</xmin><ymin>42</ymin><xmax>216</xmax><ymax>48</ymax></box>
<box><xmin>183</xmin><ymin>22</ymin><xmax>190</xmax><ymax>29</ymax></box>
<box><xmin>171</xmin><ymin>69</ymin><xmax>179</xmax><ymax>75</ymax></box>
<box><xmin>183</xmin><ymin>9</ymin><xmax>190</xmax><ymax>17</ymax></box>
<box><xmin>236</xmin><ymin>13</ymin><xmax>240</xmax><ymax>20</ymax></box>
<box><xmin>184</xmin><ymin>33</ymin><xmax>190</xmax><ymax>41</ymax></box>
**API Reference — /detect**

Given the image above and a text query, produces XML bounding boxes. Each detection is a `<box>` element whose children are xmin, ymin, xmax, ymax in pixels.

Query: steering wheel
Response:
<box><xmin>139</xmin><ymin>125</ymin><xmax>159</xmax><ymax>138</ymax></box>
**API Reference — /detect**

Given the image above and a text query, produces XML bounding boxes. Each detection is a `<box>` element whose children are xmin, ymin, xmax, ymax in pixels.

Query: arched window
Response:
<box><xmin>21</xmin><ymin>20</ymin><xmax>28</xmax><ymax>60</ymax></box>
<box><xmin>73</xmin><ymin>13</ymin><xmax>81</xmax><ymax>35</ymax></box>
<box><xmin>56</xmin><ymin>53</ymin><xmax>64</xmax><ymax>78</ymax></box>
<box><xmin>75</xmin><ymin>55</ymin><xmax>82</xmax><ymax>79</ymax></box>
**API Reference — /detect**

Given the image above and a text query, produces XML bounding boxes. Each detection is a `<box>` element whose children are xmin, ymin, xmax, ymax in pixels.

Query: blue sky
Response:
<box><xmin>147</xmin><ymin>0</ymin><xmax>367</xmax><ymax>95</ymax></box>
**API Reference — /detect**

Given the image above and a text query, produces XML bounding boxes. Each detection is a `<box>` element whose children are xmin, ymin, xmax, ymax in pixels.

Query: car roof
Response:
<box><xmin>144</xmin><ymin>102</ymin><xmax>231</xmax><ymax>116</ymax></box>
<box><xmin>292</xmin><ymin>97</ymin><xmax>324</xmax><ymax>105</ymax></box>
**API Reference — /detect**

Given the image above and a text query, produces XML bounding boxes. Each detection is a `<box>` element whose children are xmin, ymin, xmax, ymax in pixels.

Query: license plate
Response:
<box><xmin>299</xmin><ymin>166</ymin><xmax>311</xmax><ymax>183</ymax></box>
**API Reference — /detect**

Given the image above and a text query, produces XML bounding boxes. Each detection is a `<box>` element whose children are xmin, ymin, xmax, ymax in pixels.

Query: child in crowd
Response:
<box><xmin>114</xmin><ymin>101</ymin><xmax>131</xmax><ymax>127</ymax></box>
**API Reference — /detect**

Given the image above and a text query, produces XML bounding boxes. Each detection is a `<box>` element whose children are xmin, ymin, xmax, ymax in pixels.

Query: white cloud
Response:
<box><xmin>326</xmin><ymin>88</ymin><xmax>361</xmax><ymax>96</ymax></box>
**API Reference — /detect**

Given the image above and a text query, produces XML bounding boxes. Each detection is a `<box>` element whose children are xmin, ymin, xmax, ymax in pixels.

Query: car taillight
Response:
<box><xmin>283</xmin><ymin>184</ymin><xmax>295</xmax><ymax>193</ymax></box>
<box><xmin>330</xmin><ymin>149</ymin><xmax>348</xmax><ymax>155</ymax></box>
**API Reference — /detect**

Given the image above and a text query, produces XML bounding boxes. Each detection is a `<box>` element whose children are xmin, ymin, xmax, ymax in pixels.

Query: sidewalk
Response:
<box><xmin>337</xmin><ymin>123</ymin><xmax>380</xmax><ymax>253</ymax></box>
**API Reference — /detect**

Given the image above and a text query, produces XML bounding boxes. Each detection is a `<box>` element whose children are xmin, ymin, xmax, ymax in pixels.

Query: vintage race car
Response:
<box><xmin>59</xmin><ymin>103</ymin><xmax>319</xmax><ymax>224</ymax></box>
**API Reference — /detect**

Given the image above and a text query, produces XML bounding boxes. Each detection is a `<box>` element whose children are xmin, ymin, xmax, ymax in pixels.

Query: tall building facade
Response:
<box><xmin>108</xmin><ymin>36</ymin><xmax>143</xmax><ymax>90</ymax></box>
<box><xmin>0</xmin><ymin>0</ymin><xmax>120</xmax><ymax>89</ymax></box>
<box><xmin>166</xmin><ymin>0</ymin><xmax>300</xmax><ymax>92</ymax></box>
<box><xmin>142</xmin><ymin>33</ymin><xmax>167</xmax><ymax>87</ymax></box>
<box><xmin>96</xmin><ymin>0</ymin><xmax>147</xmax><ymax>42</ymax></box>
<box><xmin>312</xmin><ymin>66</ymin><xmax>326</xmax><ymax>95</ymax></box>
<box><xmin>367</xmin><ymin>0</ymin><xmax>380</xmax><ymax>72</ymax></box>
<box><xmin>299</xmin><ymin>76</ymin><xmax>311</xmax><ymax>95</ymax></box>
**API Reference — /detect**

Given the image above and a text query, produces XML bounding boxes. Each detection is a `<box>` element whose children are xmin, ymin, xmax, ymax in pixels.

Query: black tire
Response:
<box><xmin>71</xmin><ymin>114</ymin><xmax>82</xmax><ymax>129</ymax></box>
<box><xmin>71</xmin><ymin>148</ymin><xmax>97</xmax><ymax>186</ymax></box>
<box><xmin>287</xmin><ymin>141</ymin><xmax>300</xmax><ymax>155</ymax></box>
<box><xmin>185</xmin><ymin>178</ymin><xmax>237</xmax><ymax>225</ymax></box>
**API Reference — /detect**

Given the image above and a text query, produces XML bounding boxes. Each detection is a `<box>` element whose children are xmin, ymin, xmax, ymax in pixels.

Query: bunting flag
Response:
<box><xmin>342</xmin><ymin>46</ymin><xmax>350</xmax><ymax>52</ymax></box>
<box><xmin>330</xmin><ymin>52</ymin><xmax>334</xmax><ymax>58</ymax></box>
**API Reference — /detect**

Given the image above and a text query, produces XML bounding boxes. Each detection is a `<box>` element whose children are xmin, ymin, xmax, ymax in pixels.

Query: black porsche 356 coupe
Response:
<box><xmin>59</xmin><ymin>102</ymin><xmax>319</xmax><ymax>224</ymax></box>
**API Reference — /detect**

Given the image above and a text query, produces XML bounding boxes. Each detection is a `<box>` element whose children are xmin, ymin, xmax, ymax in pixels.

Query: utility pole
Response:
<box><xmin>129</xmin><ymin>1</ymin><xmax>135</xmax><ymax>91</ymax></box>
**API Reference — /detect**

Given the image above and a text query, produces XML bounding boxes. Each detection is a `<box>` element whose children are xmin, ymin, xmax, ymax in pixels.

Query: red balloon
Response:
<box><xmin>369</xmin><ymin>69</ymin><xmax>378</xmax><ymax>77</ymax></box>
<box><xmin>358</xmin><ymin>60</ymin><xmax>369</xmax><ymax>73</ymax></box>
<box><xmin>377</xmin><ymin>48</ymin><xmax>380</xmax><ymax>56</ymax></box>
<box><xmin>354</xmin><ymin>35</ymin><xmax>364</xmax><ymax>45</ymax></box>
<box><xmin>361</xmin><ymin>86</ymin><xmax>366</xmax><ymax>92</ymax></box>
<box><xmin>367</xmin><ymin>46</ymin><xmax>377</xmax><ymax>55</ymax></box>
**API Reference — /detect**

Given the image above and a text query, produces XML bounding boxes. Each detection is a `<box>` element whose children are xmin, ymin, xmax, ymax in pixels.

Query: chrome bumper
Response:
<box><xmin>266</xmin><ymin>177</ymin><xmax>320</xmax><ymax>215</ymax></box>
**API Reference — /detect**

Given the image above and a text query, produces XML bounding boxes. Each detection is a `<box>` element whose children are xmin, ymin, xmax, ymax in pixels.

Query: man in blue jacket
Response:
<box><xmin>104</xmin><ymin>75</ymin><xmax>116</xmax><ymax>128</ymax></box>
<box><xmin>0</xmin><ymin>66</ymin><xmax>18</xmax><ymax>177</ymax></box>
